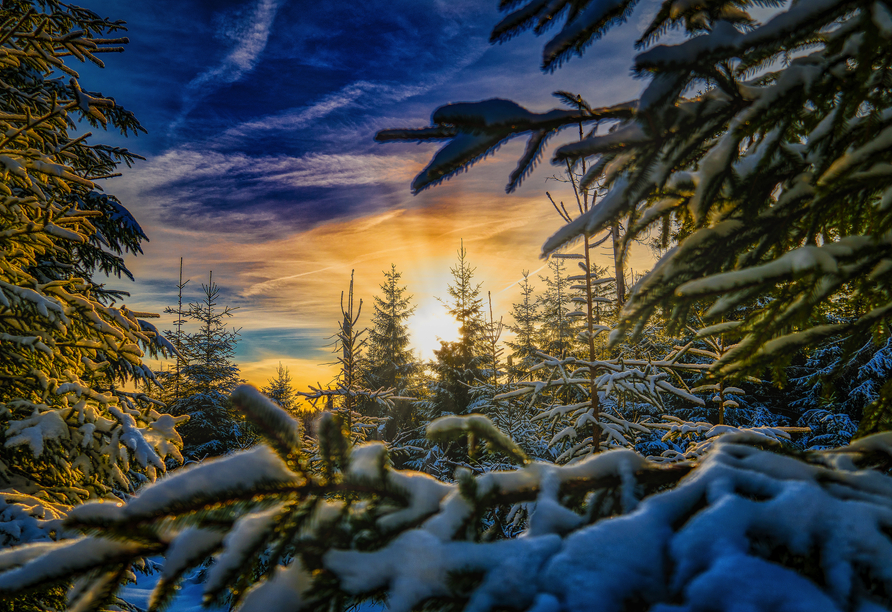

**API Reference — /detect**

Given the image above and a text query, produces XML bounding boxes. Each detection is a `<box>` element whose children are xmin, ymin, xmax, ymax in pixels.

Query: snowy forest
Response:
<box><xmin>2</xmin><ymin>0</ymin><xmax>892</xmax><ymax>611</ymax></box>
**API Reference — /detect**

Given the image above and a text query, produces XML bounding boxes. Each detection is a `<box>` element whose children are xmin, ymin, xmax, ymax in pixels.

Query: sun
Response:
<box><xmin>409</xmin><ymin>299</ymin><xmax>461</xmax><ymax>361</ymax></box>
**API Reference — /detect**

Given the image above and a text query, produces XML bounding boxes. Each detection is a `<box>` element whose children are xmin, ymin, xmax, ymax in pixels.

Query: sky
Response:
<box><xmin>79</xmin><ymin>0</ymin><xmax>665</xmax><ymax>390</ymax></box>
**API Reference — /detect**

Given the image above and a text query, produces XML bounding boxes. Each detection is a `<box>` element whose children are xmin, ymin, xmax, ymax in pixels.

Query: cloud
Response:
<box><xmin>171</xmin><ymin>0</ymin><xmax>284</xmax><ymax>133</ymax></box>
<box><xmin>120</xmin><ymin>163</ymin><xmax>660</xmax><ymax>393</ymax></box>
<box><xmin>115</xmin><ymin>147</ymin><xmax>426</xmax><ymax>237</ymax></box>
<box><xmin>242</xmin><ymin>266</ymin><xmax>339</xmax><ymax>298</ymax></box>
<box><xmin>133</xmin><ymin>149</ymin><xmax>422</xmax><ymax>192</ymax></box>
<box><xmin>218</xmin><ymin>80</ymin><xmax>432</xmax><ymax>142</ymax></box>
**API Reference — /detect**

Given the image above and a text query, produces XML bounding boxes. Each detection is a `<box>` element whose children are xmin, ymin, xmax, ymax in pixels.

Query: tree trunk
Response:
<box><xmin>612</xmin><ymin>223</ymin><xmax>626</xmax><ymax>307</ymax></box>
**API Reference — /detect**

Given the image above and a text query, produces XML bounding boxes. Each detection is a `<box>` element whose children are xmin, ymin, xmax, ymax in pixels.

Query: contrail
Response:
<box><xmin>497</xmin><ymin>263</ymin><xmax>548</xmax><ymax>294</ymax></box>
<box><xmin>243</xmin><ymin>265</ymin><xmax>338</xmax><ymax>297</ymax></box>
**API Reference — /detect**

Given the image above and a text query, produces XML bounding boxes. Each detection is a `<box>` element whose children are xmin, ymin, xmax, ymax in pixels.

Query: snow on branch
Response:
<box><xmin>8</xmin><ymin>430</ymin><xmax>892</xmax><ymax>610</ymax></box>
<box><xmin>377</xmin><ymin>99</ymin><xmax>635</xmax><ymax>193</ymax></box>
<box><xmin>427</xmin><ymin>414</ymin><xmax>531</xmax><ymax>466</ymax></box>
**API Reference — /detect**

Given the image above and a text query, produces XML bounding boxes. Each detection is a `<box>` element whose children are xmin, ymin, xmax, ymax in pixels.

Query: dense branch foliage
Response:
<box><xmin>3</xmin><ymin>389</ymin><xmax>892</xmax><ymax>611</ymax></box>
<box><xmin>0</xmin><ymin>0</ymin><xmax>182</xmax><ymax>510</ymax></box>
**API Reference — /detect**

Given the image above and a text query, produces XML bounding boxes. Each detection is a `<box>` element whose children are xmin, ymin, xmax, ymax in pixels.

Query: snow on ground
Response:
<box><xmin>119</xmin><ymin>561</ymin><xmax>227</xmax><ymax>612</ymax></box>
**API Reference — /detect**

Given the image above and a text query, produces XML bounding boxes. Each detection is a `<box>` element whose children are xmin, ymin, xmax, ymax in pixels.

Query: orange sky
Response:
<box><xmin>126</xmin><ymin>142</ymin><xmax>657</xmax><ymax>395</ymax></box>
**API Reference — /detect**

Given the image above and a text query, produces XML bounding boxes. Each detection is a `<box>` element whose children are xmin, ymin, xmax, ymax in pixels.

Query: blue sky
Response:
<box><xmin>80</xmin><ymin>0</ymin><xmax>658</xmax><ymax>388</ymax></box>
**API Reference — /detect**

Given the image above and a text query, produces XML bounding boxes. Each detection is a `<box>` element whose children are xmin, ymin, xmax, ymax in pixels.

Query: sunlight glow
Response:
<box><xmin>409</xmin><ymin>299</ymin><xmax>461</xmax><ymax>361</ymax></box>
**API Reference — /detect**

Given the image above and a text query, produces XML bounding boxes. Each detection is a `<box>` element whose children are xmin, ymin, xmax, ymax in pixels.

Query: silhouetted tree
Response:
<box><xmin>430</xmin><ymin>242</ymin><xmax>485</xmax><ymax>417</ymax></box>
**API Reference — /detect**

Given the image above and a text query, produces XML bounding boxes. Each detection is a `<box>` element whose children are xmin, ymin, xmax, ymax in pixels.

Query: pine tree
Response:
<box><xmin>430</xmin><ymin>242</ymin><xmax>486</xmax><ymax>417</ymax></box>
<box><xmin>262</xmin><ymin>362</ymin><xmax>298</xmax><ymax>414</ymax></box>
<box><xmin>405</xmin><ymin>245</ymin><xmax>488</xmax><ymax>474</ymax></box>
<box><xmin>476</xmin><ymin>291</ymin><xmax>506</xmax><ymax>408</ymax></box>
<box><xmin>366</xmin><ymin>264</ymin><xmax>415</xmax><ymax>393</ymax></box>
<box><xmin>445</xmin><ymin>241</ymin><xmax>486</xmax><ymax>348</ymax></box>
<box><xmin>332</xmin><ymin>271</ymin><xmax>365</xmax><ymax>433</ymax></box>
<box><xmin>468</xmin><ymin>292</ymin><xmax>551</xmax><ymax>466</ymax></box>
<box><xmin>299</xmin><ymin>271</ymin><xmax>396</xmax><ymax>446</ymax></box>
<box><xmin>168</xmin><ymin>272</ymin><xmax>246</xmax><ymax>460</ymax></box>
<box><xmin>547</xmin><ymin>203</ymin><xmax>612</xmax><ymax>450</ymax></box>
<box><xmin>537</xmin><ymin>256</ymin><xmax>577</xmax><ymax>359</ymax></box>
<box><xmin>364</xmin><ymin>265</ymin><xmax>416</xmax><ymax>436</ymax></box>
<box><xmin>0</xmin><ymin>0</ymin><xmax>184</xmax><ymax>543</ymax></box>
<box><xmin>365</xmin><ymin>264</ymin><xmax>417</xmax><ymax>440</ymax></box>
<box><xmin>505</xmin><ymin>271</ymin><xmax>540</xmax><ymax>380</ymax></box>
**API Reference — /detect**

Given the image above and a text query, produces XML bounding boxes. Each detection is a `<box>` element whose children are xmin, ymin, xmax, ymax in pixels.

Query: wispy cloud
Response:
<box><xmin>497</xmin><ymin>264</ymin><xmax>549</xmax><ymax>294</ymax></box>
<box><xmin>171</xmin><ymin>0</ymin><xmax>284</xmax><ymax>134</ymax></box>
<box><xmin>209</xmin><ymin>26</ymin><xmax>491</xmax><ymax>147</ymax></box>
<box><xmin>243</xmin><ymin>266</ymin><xmax>339</xmax><ymax>297</ymax></box>
<box><xmin>125</xmin><ymin>148</ymin><xmax>423</xmax><ymax>199</ymax></box>
<box><xmin>112</xmin><ymin>146</ymin><xmax>426</xmax><ymax>238</ymax></box>
<box><xmin>219</xmin><ymin>80</ymin><xmax>431</xmax><ymax>142</ymax></box>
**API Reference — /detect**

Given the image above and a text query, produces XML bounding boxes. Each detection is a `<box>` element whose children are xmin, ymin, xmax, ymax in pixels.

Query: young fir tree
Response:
<box><xmin>299</xmin><ymin>271</ymin><xmax>397</xmax><ymax>446</ymax></box>
<box><xmin>505</xmin><ymin>271</ymin><xmax>540</xmax><ymax>380</ymax></box>
<box><xmin>168</xmin><ymin>272</ymin><xmax>246</xmax><ymax>460</ymax></box>
<box><xmin>0</xmin><ymin>0</ymin><xmax>184</xmax><ymax>549</ymax></box>
<box><xmin>157</xmin><ymin>257</ymin><xmax>190</xmax><ymax>403</ymax></box>
<box><xmin>365</xmin><ymin>264</ymin><xmax>415</xmax><ymax>392</ymax></box>
<box><xmin>363</xmin><ymin>264</ymin><xmax>416</xmax><ymax>434</ymax></box>
<box><xmin>262</xmin><ymin>362</ymin><xmax>298</xmax><ymax>414</ymax></box>
<box><xmin>469</xmin><ymin>292</ymin><xmax>551</xmax><ymax>465</ymax></box>
<box><xmin>548</xmin><ymin>138</ymin><xmax>632</xmax><ymax>453</ymax></box>
<box><xmin>331</xmin><ymin>271</ymin><xmax>367</xmax><ymax>434</ymax></box>
<box><xmin>429</xmin><ymin>242</ymin><xmax>486</xmax><ymax>418</ymax></box>
<box><xmin>537</xmin><ymin>256</ymin><xmax>578</xmax><ymax>359</ymax></box>
<box><xmin>474</xmin><ymin>292</ymin><xmax>506</xmax><ymax>408</ymax></box>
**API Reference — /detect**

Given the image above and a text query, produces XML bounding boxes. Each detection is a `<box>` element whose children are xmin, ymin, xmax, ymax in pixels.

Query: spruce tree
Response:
<box><xmin>366</xmin><ymin>265</ymin><xmax>415</xmax><ymax>390</ymax></box>
<box><xmin>0</xmin><ymin>0</ymin><xmax>183</xmax><ymax>539</ymax></box>
<box><xmin>545</xmin><ymin>149</ymin><xmax>622</xmax><ymax>451</ymax></box>
<box><xmin>168</xmin><ymin>272</ymin><xmax>246</xmax><ymax>460</ymax></box>
<box><xmin>299</xmin><ymin>271</ymin><xmax>395</xmax><ymax>445</ymax></box>
<box><xmin>505</xmin><ymin>271</ymin><xmax>540</xmax><ymax>380</ymax></box>
<box><xmin>537</xmin><ymin>256</ymin><xmax>578</xmax><ymax>359</ymax></box>
<box><xmin>430</xmin><ymin>242</ymin><xmax>486</xmax><ymax>417</ymax></box>
<box><xmin>364</xmin><ymin>264</ymin><xmax>416</xmax><ymax>438</ymax></box>
<box><xmin>157</xmin><ymin>257</ymin><xmax>190</xmax><ymax>403</ymax></box>
<box><xmin>468</xmin><ymin>292</ymin><xmax>550</xmax><ymax>466</ymax></box>
<box><xmin>475</xmin><ymin>291</ymin><xmax>506</xmax><ymax>408</ymax></box>
<box><xmin>332</xmin><ymin>271</ymin><xmax>365</xmax><ymax>433</ymax></box>
<box><xmin>262</xmin><ymin>362</ymin><xmax>298</xmax><ymax>414</ymax></box>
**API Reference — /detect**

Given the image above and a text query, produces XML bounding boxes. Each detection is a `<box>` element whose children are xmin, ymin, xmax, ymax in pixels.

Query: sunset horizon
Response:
<box><xmin>87</xmin><ymin>0</ymin><xmax>657</xmax><ymax>393</ymax></box>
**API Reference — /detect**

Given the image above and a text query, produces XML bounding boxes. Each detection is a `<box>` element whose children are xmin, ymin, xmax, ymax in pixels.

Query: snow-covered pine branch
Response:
<box><xmin>3</xmin><ymin>395</ymin><xmax>892</xmax><ymax>612</ymax></box>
